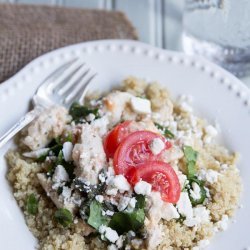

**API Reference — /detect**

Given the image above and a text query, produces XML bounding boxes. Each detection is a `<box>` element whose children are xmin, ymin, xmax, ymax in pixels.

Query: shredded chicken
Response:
<box><xmin>72</xmin><ymin>124</ymin><xmax>107</xmax><ymax>185</ymax></box>
<box><xmin>37</xmin><ymin>173</ymin><xmax>76</xmax><ymax>214</ymax></box>
<box><xmin>23</xmin><ymin>106</ymin><xmax>70</xmax><ymax>150</ymax></box>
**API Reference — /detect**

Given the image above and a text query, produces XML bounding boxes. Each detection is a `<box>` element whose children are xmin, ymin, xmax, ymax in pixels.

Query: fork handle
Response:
<box><xmin>0</xmin><ymin>107</ymin><xmax>43</xmax><ymax>149</ymax></box>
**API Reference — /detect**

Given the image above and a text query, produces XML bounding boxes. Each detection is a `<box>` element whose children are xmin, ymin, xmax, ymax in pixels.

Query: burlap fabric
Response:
<box><xmin>0</xmin><ymin>4</ymin><xmax>138</xmax><ymax>83</ymax></box>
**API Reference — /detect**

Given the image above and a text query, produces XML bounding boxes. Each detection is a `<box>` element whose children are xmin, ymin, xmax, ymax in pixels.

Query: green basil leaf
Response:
<box><xmin>69</xmin><ymin>102</ymin><xmax>100</xmax><ymax>124</ymax></box>
<box><xmin>109</xmin><ymin>209</ymin><xmax>145</xmax><ymax>235</ymax></box>
<box><xmin>26</xmin><ymin>194</ymin><xmax>38</xmax><ymax>215</ymax></box>
<box><xmin>183</xmin><ymin>146</ymin><xmax>198</xmax><ymax>178</ymax></box>
<box><xmin>55</xmin><ymin>208</ymin><xmax>73</xmax><ymax>227</ymax></box>
<box><xmin>87</xmin><ymin>200</ymin><xmax>109</xmax><ymax>230</ymax></box>
<box><xmin>155</xmin><ymin>123</ymin><xmax>175</xmax><ymax>139</ymax></box>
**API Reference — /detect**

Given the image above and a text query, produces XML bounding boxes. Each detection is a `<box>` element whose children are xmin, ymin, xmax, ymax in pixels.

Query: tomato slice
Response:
<box><xmin>113</xmin><ymin>131</ymin><xmax>171</xmax><ymax>176</ymax></box>
<box><xmin>128</xmin><ymin>161</ymin><xmax>181</xmax><ymax>203</ymax></box>
<box><xmin>104</xmin><ymin>121</ymin><xmax>132</xmax><ymax>159</ymax></box>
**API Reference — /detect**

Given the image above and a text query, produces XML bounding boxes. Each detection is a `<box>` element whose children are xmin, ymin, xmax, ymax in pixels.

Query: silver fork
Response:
<box><xmin>0</xmin><ymin>59</ymin><xmax>97</xmax><ymax>148</ymax></box>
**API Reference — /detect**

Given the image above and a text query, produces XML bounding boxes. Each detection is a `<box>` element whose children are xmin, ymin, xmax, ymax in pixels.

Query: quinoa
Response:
<box><xmin>6</xmin><ymin>77</ymin><xmax>242</xmax><ymax>250</ymax></box>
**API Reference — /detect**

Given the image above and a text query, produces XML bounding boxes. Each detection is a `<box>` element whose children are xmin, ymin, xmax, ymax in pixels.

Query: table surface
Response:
<box><xmin>1</xmin><ymin>0</ymin><xmax>250</xmax><ymax>86</ymax></box>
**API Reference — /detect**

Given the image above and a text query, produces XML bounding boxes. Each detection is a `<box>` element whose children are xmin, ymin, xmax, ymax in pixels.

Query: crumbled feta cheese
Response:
<box><xmin>107</xmin><ymin>244</ymin><xmax>118</xmax><ymax>250</ymax></box>
<box><xmin>61</xmin><ymin>186</ymin><xmax>71</xmax><ymax>200</ymax></box>
<box><xmin>198</xmin><ymin>169</ymin><xmax>220</xmax><ymax>184</ymax></box>
<box><xmin>189</xmin><ymin>182</ymin><xmax>201</xmax><ymax>200</ymax></box>
<box><xmin>112</xmin><ymin>175</ymin><xmax>131</xmax><ymax>193</ymax></box>
<box><xmin>149</xmin><ymin>138</ymin><xmax>165</xmax><ymax>155</ymax></box>
<box><xmin>134</xmin><ymin>181</ymin><xmax>152</xmax><ymax>195</ymax></box>
<box><xmin>130</xmin><ymin>96</ymin><xmax>151</xmax><ymax>114</ymax></box>
<box><xmin>106</xmin><ymin>210</ymin><xmax>115</xmax><ymax>216</ymax></box>
<box><xmin>106</xmin><ymin>187</ymin><xmax>118</xmax><ymax>196</ymax></box>
<box><xmin>128</xmin><ymin>197</ymin><xmax>137</xmax><ymax>210</ymax></box>
<box><xmin>177</xmin><ymin>172</ymin><xmax>188</xmax><ymax>189</ymax></box>
<box><xmin>117</xmin><ymin>196</ymin><xmax>130</xmax><ymax>211</ymax></box>
<box><xmin>52</xmin><ymin>165</ymin><xmax>69</xmax><ymax>184</ymax></box>
<box><xmin>99</xmin><ymin>172</ymin><xmax>106</xmax><ymax>183</ymax></box>
<box><xmin>116</xmin><ymin>236</ymin><xmax>125</xmax><ymax>248</ymax></box>
<box><xmin>99</xmin><ymin>225</ymin><xmax>119</xmax><ymax>243</ymax></box>
<box><xmin>86</xmin><ymin>113</ymin><xmax>95</xmax><ymax>122</ymax></box>
<box><xmin>62</xmin><ymin>141</ymin><xmax>73</xmax><ymax>162</ymax></box>
<box><xmin>216</xmin><ymin>215</ymin><xmax>229</xmax><ymax>231</ymax></box>
<box><xmin>205</xmin><ymin>125</ymin><xmax>218</xmax><ymax>137</ymax></box>
<box><xmin>161</xmin><ymin>203</ymin><xmax>180</xmax><ymax>221</ymax></box>
<box><xmin>184</xmin><ymin>206</ymin><xmax>210</xmax><ymax>227</ymax></box>
<box><xmin>95</xmin><ymin>195</ymin><xmax>104</xmax><ymax>203</ymax></box>
<box><xmin>204</xmin><ymin>125</ymin><xmax>218</xmax><ymax>144</ymax></box>
<box><xmin>176</xmin><ymin>192</ymin><xmax>193</xmax><ymax>219</ymax></box>
<box><xmin>180</xmin><ymin>102</ymin><xmax>193</xmax><ymax>113</ymax></box>
<box><xmin>23</xmin><ymin>148</ymin><xmax>49</xmax><ymax>159</ymax></box>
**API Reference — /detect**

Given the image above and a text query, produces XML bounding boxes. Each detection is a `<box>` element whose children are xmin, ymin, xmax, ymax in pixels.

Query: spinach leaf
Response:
<box><xmin>183</xmin><ymin>146</ymin><xmax>198</xmax><ymax>178</ymax></box>
<box><xmin>55</xmin><ymin>208</ymin><xmax>73</xmax><ymax>227</ymax></box>
<box><xmin>87</xmin><ymin>200</ymin><xmax>109</xmax><ymax>229</ymax></box>
<box><xmin>155</xmin><ymin>123</ymin><xmax>175</xmax><ymax>139</ymax></box>
<box><xmin>109</xmin><ymin>209</ymin><xmax>145</xmax><ymax>235</ymax></box>
<box><xmin>69</xmin><ymin>102</ymin><xmax>100</xmax><ymax>123</ymax></box>
<box><xmin>26</xmin><ymin>194</ymin><xmax>38</xmax><ymax>215</ymax></box>
<box><xmin>135</xmin><ymin>194</ymin><xmax>146</xmax><ymax>209</ymax></box>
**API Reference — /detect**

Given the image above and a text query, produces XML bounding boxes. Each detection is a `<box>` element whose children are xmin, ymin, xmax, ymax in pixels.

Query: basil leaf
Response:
<box><xmin>55</xmin><ymin>208</ymin><xmax>73</xmax><ymax>227</ymax></box>
<box><xmin>109</xmin><ymin>209</ymin><xmax>145</xmax><ymax>235</ymax></box>
<box><xmin>88</xmin><ymin>200</ymin><xmax>109</xmax><ymax>229</ymax></box>
<box><xmin>26</xmin><ymin>194</ymin><xmax>38</xmax><ymax>215</ymax></box>
<box><xmin>155</xmin><ymin>123</ymin><xmax>175</xmax><ymax>139</ymax></box>
<box><xmin>69</xmin><ymin>102</ymin><xmax>100</xmax><ymax>123</ymax></box>
<box><xmin>183</xmin><ymin>146</ymin><xmax>198</xmax><ymax>178</ymax></box>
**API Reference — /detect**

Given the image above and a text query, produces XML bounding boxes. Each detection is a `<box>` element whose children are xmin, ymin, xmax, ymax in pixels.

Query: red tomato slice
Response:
<box><xmin>128</xmin><ymin>161</ymin><xmax>181</xmax><ymax>203</ymax></box>
<box><xmin>113</xmin><ymin>131</ymin><xmax>171</xmax><ymax>176</ymax></box>
<box><xmin>103</xmin><ymin>121</ymin><xmax>132</xmax><ymax>159</ymax></box>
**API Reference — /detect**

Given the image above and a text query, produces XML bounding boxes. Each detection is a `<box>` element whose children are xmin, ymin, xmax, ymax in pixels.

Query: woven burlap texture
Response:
<box><xmin>0</xmin><ymin>4</ymin><xmax>137</xmax><ymax>83</ymax></box>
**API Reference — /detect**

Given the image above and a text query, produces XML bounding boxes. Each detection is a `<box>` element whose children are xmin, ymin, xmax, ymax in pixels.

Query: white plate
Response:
<box><xmin>0</xmin><ymin>40</ymin><xmax>249</xmax><ymax>250</ymax></box>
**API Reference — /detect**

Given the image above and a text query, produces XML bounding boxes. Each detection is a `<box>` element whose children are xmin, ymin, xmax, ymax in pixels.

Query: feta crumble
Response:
<box><xmin>149</xmin><ymin>138</ymin><xmax>165</xmax><ymax>155</ymax></box>
<box><xmin>134</xmin><ymin>181</ymin><xmax>152</xmax><ymax>195</ymax></box>
<box><xmin>112</xmin><ymin>175</ymin><xmax>131</xmax><ymax>193</ymax></box>
<box><xmin>176</xmin><ymin>192</ymin><xmax>193</xmax><ymax>219</ymax></box>
<box><xmin>189</xmin><ymin>182</ymin><xmax>201</xmax><ymax>200</ymax></box>
<box><xmin>216</xmin><ymin>214</ymin><xmax>229</xmax><ymax>231</ymax></box>
<box><xmin>198</xmin><ymin>169</ymin><xmax>220</xmax><ymax>184</ymax></box>
<box><xmin>95</xmin><ymin>195</ymin><xmax>104</xmax><ymax>203</ymax></box>
<box><xmin>99</xmin><ymin>225</ymin><xmax>119</xmax><ymax>243</ymax></box>
<box><xmin>130</xmin><ymin>96</ymin><xmax>151</xmax><ymax>114</ymax></box>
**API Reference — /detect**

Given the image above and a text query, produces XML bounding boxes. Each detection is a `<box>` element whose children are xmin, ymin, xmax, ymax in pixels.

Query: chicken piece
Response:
<box><xmin>23</xmin><ymin>106</ymin><xmax>70</xmax><ymax>150</ymax></box>
<box><xmin>103</xmin><ymin>91</ymin><xmax>134</xmax><ymax>125</ymax></box>
<box><xmin>72</xmin><ymin>124</ymin><xmax>107</xmax><ymax>185</ymax></box>
<box><xmin>37</xmin><ymin>173</ymin><xmax>76</xmax><ymax>214</ymax></box>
